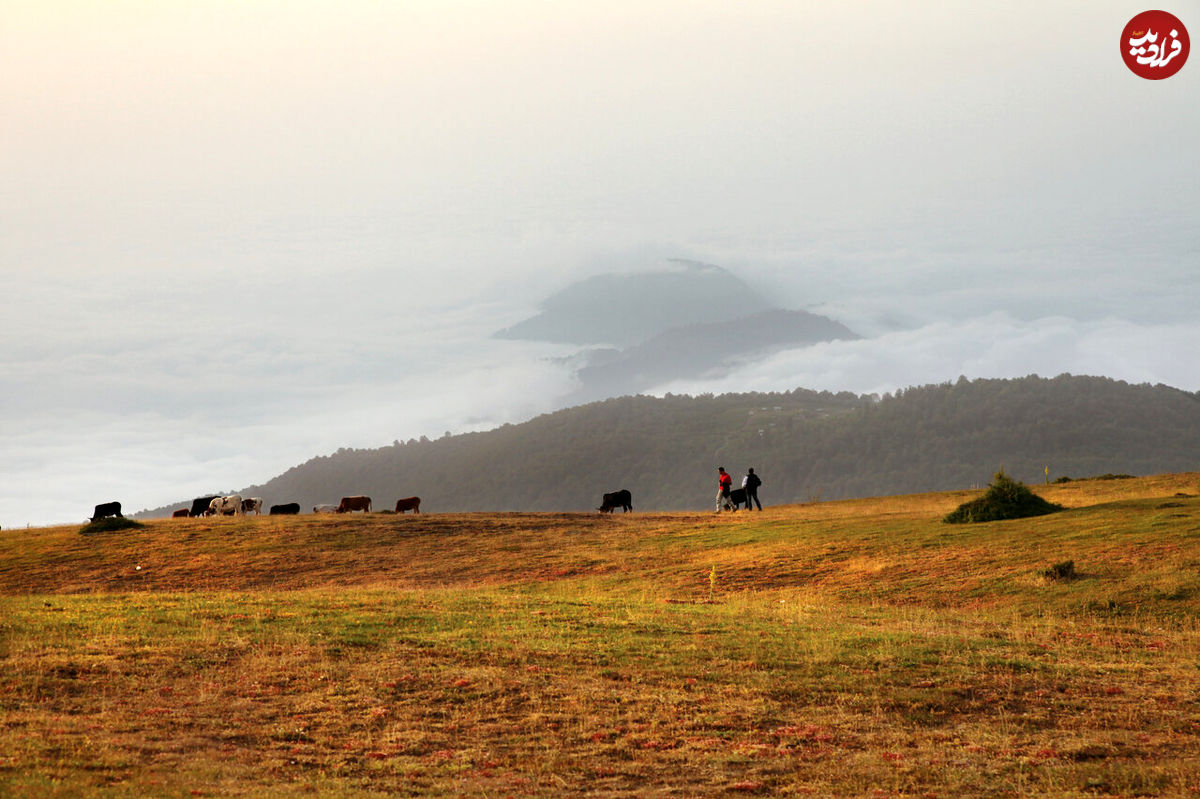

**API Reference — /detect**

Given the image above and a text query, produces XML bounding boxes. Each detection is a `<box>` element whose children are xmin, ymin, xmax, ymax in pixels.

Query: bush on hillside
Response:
<box><xmin>79</xmin><ymin>517</ymin><xmax>146</xmax><ymax>535</ymax></box>
<box><xmin>1041</xmin><ymin>560</ymin><xmax>1077</xmax><ymax>581</ymax></box>
<box><xmin>944</xmin><ymin>470</ymin><xmax>1063</xmax><ymax>524</ymax></box>
<box><xmin>1054</xmin><ymin>473</ymin><xmax>1136</xmax><ymax>484</ymax></box>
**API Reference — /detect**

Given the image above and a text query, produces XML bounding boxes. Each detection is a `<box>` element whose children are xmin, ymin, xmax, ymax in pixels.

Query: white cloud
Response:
<box><xmin>653</xmin><ymin>315</ymin><xmax>1200</xmax><ymax>399</ymax></box>
<box><xmin>0</xmin><ymin>333</ymin><xmax>579</xmax><ymax>529</ymax></box>
<box><xmin>1</xmin><ymin>1</ymin><xmax>1197</xmax><ymax>526</ymax></box>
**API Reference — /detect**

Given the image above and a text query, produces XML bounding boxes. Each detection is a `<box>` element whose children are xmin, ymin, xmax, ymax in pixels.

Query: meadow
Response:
<box><xmin>2</xmin><ymin>474</ymin><xmax>1199</xmax><ymax>797</ymax></box>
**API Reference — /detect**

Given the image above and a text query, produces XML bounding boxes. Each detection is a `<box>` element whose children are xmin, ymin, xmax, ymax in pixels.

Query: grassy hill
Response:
<box><xmin>3</xmin><ymin>474</ymin><xmax>1200</xmax><ymax>796</ymax></box>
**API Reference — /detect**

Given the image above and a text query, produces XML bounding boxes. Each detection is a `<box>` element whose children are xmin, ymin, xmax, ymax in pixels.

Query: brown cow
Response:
<box><xmin>172</xmin><ymin>508</ymin><xmax>190</xmax><ymax>518</ymax></box>
<box><xmin>394</xmin><ymin>496</ymin><xmax>421</xmax><ymax>514</ymax></box>
<box><xmin>337</xmin><ymin>495</ymin><xmax>372</xmax><ymax>513</ymax></box>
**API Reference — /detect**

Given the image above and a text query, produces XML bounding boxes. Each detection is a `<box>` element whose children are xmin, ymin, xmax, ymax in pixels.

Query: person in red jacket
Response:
<box><xmin>715</xmin><ymin>466</ymin><xmax>733</xmax><ymax>512</ymax></box>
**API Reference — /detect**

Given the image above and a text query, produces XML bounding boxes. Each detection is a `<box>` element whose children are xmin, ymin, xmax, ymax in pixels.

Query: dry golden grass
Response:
<box><xmin>2</xmin><ymin>473</ymin><xmax>1199</xmax><ymax>796</ymax></box>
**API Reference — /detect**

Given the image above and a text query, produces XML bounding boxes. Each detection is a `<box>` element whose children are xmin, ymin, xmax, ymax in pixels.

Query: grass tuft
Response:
<box><xmin>1041</xmin><ymin>560</ymin><xmax>1077</xmax><ymax>580</ymax></box>
<box><xmin>78</xmin><ymin>517</ymin><xmax>145</xmax><ymax>535</ymax></box>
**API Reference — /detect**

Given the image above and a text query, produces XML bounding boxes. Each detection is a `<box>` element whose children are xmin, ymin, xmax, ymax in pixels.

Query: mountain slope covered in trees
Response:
<box><xmin>568</xmin><ymin>309</ymin><xmax>859</xmax><ymax>402</ymax></box>
<box><xmin>493</xmin><ymin>260</ymin><xmax>858</xmax><ymax>400</ymax></box>
<box><xmin>493</xmin><ymin>260</ymin><xmax>775</xmax><ymax>347</ymax></box>
<box><xmin>138</xmin><ymin>375</ymin><xmax>1200</xmax><ymax>516</ymax></box>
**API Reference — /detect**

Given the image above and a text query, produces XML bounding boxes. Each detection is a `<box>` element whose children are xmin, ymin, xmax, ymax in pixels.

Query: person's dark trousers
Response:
<box><xmin>747</xmin><ymin>489</ymin><xmax>761</xmax><ymax>510</ymax></box>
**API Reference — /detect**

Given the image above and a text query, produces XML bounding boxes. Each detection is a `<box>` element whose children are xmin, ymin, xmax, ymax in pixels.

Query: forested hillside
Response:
<box><xmin>569</xmin><ymin>309</ymin><xmax>858</xmax><ymax>402</ymax></box>
<box><xmin>493</xmin><ymin>260</ymin><xmax>858</xmax><ymax>401</ymax></box>
<box><xmin>492</xmin><ymin>260</ymin><xmax>774</xmax><ymax>347</ymax></box>
<box><xmin>138</xmin><ymin>375</ymin><xmax>1200</xmax><ymax>516</ymax></box>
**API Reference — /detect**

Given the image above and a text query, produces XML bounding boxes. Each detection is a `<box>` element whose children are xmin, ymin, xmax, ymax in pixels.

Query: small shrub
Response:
<box><xmin>1087</xmin><ymin>598</ymin><xmax>1123</xmax><ymax>614</ymax></box>
<box><xmin>944</xmin><ymin>470</ymin><xmax>1064</xmax><ymax>524</ymax></box>
<box><xmin>1041</xmin><ymin>560</ymin><xmax>1076</xmax><ymax>581</ymax></box>
<box><xmin>1054</xmin><ymin>473</ymin><xmax>1135</xmax><ymax>483</ymax></box>
<box><xmin>79</xmin><ymin>517</ymin><xmax>146</xmax><ymax>535</ymax></box>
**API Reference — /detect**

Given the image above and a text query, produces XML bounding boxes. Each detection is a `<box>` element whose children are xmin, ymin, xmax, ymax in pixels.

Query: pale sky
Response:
<box><xmin>2</xmin><ymin>2</ymin><xmax>1198</xmax><ymax>527</ymax></box>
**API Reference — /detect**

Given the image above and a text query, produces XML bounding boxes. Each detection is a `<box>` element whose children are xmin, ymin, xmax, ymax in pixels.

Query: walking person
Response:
<box><xmin>744</xmin><ymin>467</ymin><xmax>763</xmax><ymax>510</ymax></box>
<box><xmin>715</xmin><ymin>466</ymin><xmax>733</xmax><ymax>512</ymax></box>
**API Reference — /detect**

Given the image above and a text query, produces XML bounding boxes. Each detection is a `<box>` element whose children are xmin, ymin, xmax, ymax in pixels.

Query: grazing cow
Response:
<box><xmin>172</xmin><ymin>508</ymin><xmax>190</xmax><ymax>518</ymax></box>
<box><xmin>727</xmin><ymin>487</ymin><xmax>749</xmax><ymax>511</ymax></box>
<box><xmin>241</xmin><ymin>497</ymin><xmax>263</xmax><ymax>516</ymax></box>
<box><xmin>394</xmin><ymin>496</ymin><xmax>421</xmax><ymax>514</ymax></box>
<box><xmin>90</xmin><ymin>501</ymin><xmax>123</xmax><ymax>522</ymax></box>
<box><xmin>337</xmin><ymin>495</ymin><xmax>372</xmax><ymax>513</ymax></box>
<box><xmin>313</xmin><ymin>504</ymin><xmax>338</xmax><ymax>514</ymax></box>
<box><xmin>598</xmin><ymin>489</ymin><xmax>632</xmax><ymax>514</ymax></box>
<box><xmin>269</xmin><ymin>502</ymin><xmax>301</xmax><ymax>515</ymax></box>
<box><xmin>207</xmin><ymin>494</ymin><xmax>244</xmax><ymax>516</ymax></box>
<box><xmin>190</xmin><ymin>495</ymin><xmax>220</xmax><ymax>517</ymax></box>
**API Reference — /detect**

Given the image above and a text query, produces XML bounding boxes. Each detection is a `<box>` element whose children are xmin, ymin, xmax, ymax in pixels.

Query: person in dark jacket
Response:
<box><xmin>744</xmin><ymin>467</ymin><xmax>763</xmax><ymax>510</ymax></box>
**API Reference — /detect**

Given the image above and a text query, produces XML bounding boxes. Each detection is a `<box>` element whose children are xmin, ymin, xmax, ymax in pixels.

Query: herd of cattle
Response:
<box><xmin>90</xmin><ymin>489</ymin><xmax>635</xmax><ymax>522</ymax></box>
<box><xmin>88</xmin><ymin>494</ymin><xmax>424</xmax><ymax>522</ymax></box>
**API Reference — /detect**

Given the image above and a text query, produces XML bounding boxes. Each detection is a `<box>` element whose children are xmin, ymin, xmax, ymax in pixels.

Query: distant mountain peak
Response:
<box><xmin>665</xmin><ymin>258</ymin><xmax>728</xmax><ymax>275</ymax></box>
<box><xmin>567</xmin><ymin>308</ymin><xmax>858</xmax><ymax>402</ymax></box>
<box><xmin>494</xmin><ymin>261</ymin><xmax>776</xmax><ymax>348</ymax></box>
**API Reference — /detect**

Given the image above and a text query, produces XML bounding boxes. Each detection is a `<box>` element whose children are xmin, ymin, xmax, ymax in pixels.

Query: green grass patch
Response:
<box><xmin>1</xmin><ymin>473</ymin><xmax>1199</xmax><ymax>795</ymax></box>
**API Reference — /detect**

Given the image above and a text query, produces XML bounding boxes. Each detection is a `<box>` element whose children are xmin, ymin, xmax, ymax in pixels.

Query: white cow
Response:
<box><xmin>313</xmin><ymin>504</ymin><xmax>338</xmax><ymax>514</ymax></box>
<box><xmin>241</xmin><ymin>497</ymin><xmax>263</xmax><ymax>515</ymax></box>
<box><xmin>208</xmin><ymin>494</ymin><xmax>244</xmax><ymax>516</ymax></box>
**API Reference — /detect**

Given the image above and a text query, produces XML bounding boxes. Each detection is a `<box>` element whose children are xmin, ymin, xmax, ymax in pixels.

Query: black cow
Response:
<box><xmin>598</xmin><ymin>489</ymin><xmax>632</xmax><ymax>513</ymax></box>
<box><xmin>190</xmin><ymin>495</ymin><xmax>220</xmax><ymax>517</ymax></box>
<box><xmin>269</xmin><ymin>502</ymin><xmax>301</xmax><ymax>515</ymax></box>
<box><xmin>90</xmin><ymin>501</ymin><xmax>122</xmax><ymax>522</ymax></box>
<box><xmin>727</xmin><ymin>488</ymin><xmax>749</xmax><ymax>511</ymax></box>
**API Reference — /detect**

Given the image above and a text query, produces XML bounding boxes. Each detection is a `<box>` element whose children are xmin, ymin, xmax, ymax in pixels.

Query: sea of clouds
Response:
<box><xmin>4</xmin><ymin>1</ymin><xmax>1197</xmax><ymax>527</ymax></box>
<box><xmin>4</xmin><ymin>238</ymin><xmax>1197</xmax><ymax>529</ymax></box>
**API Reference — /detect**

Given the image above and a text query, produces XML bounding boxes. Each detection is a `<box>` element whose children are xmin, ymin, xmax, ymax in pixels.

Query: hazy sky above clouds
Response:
<box><xmin>2</xmin><ymin>1</ymin><xmax>1198</xmax><ymax>527</ymax></box>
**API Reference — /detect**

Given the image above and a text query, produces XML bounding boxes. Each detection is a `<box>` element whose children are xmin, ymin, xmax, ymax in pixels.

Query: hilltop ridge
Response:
<box><xmin>12</xmin><ymin>472</ymin><xmax>1200</xmax><ymax>599</ymax></box>
<box><xmin>135</xmin><ymin>374</ymin><xmax>1200</xmax><ymax>519</ymax></box>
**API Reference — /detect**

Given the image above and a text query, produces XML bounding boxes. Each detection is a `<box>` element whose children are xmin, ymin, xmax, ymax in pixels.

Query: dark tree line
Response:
<box><xmin>140</xmin><ymin>375</ymin><xmax>1200</xmax><ymax>516</ymax></box>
